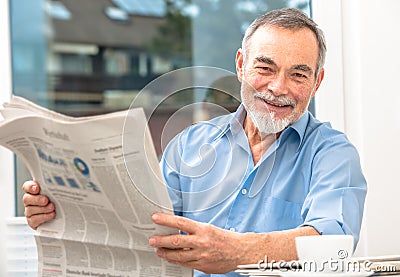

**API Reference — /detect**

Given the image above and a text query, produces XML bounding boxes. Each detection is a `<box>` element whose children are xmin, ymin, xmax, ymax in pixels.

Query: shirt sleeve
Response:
<box><xmin>299</xmin><ymin>133</ymin><xmax>367</xmax><ymax>248</ymax></box>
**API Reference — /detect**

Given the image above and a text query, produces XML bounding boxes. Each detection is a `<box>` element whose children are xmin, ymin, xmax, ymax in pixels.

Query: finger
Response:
<box><xmin>162</xmin><ymin>256</ymin><xmax>208</xmax><ymax>273</ymax></box>
<box><xmin>23</xmin><ymin>193</ymin><xmax>50</xmax><ymax>207</ymax></box>
<box><xmin>152</xmin><ymin>213</ymin><xmax>199</xmax><ymax>234</ymax></box>
<box><xmin>156</xmin><ymin>247</ymin><xmax>198</xmax><ymax>263</ymax></box>
<box><xmin>22</xmin><ymin>180</ymin><xmax>41</xmax><ymax>195</ymax></box>
<box><xmin>26</xmin><ymin>211</ymin><xmax>56</xmax><ymax>230</ymax></box>
<box><xmin>149</xmin><ymin>233</ymin><xmax>196</xmax><ymax>249</ymax></box>
<box><xmin>24</xmin><ymin>202</ymin><xmax>55</xmax><ymax>218</ymax></box>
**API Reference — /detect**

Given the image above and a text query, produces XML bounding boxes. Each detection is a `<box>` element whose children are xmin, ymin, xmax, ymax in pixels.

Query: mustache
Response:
<box><xmin>254</xmin><ymin>91</ymin><xmax>296</xmax><ymax>108</ymax></box>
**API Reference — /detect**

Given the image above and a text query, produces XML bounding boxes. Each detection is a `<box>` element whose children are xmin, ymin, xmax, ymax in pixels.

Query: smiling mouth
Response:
<box><xmin>257</xmin><ymin>97</ymin><xmax>295</xmax><ymax>109</ymax></box>
<box><xmin>264</xmin><ymin>99</ymin><xmax>289</xmax><ymax>107</ymax></box>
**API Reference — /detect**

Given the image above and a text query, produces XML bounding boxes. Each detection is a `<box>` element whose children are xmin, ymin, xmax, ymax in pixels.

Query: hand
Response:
<box><xmin>149</xmin><ymin>213</ymin><xmax>246</xmax><ymax>274</ymax></box>
<box><xmin>22</xmin><ymin>180</ymin><xmax>56</xmax><ymax>230</ymax></box>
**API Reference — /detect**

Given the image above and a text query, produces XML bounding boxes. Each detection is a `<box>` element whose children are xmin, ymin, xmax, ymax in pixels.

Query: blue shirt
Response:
<box><xmin>160</xmin><ymin>105</ymin><xmax>367</xmax><ymax>277</ymax></box>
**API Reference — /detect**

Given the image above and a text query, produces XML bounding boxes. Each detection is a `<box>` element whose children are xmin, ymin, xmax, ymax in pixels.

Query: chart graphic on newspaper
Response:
<box><xmin>0</xmin><ymin>96</ymin><xmax>192</xmax><ymax>277</ymax></box>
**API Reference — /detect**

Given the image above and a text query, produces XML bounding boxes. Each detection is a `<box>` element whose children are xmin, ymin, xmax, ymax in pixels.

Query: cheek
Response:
<box><xmin>243</xmin><ymin>71</ymin><xmax>266</xmax><ymax>88</ymax></box>
<box><xmin>252</xmin><ymin>75</ymin><xmax>269</xmax><ymax>88</ymax></box>
<box><xmin>292</xmin><ymin>90</ymin><xmax>313</xmax><ymax>109</ymax></box>
<box><xmin>240</xmin><ymin>81</ymin><xmax>254</xmax><ymax>101</ymax></box>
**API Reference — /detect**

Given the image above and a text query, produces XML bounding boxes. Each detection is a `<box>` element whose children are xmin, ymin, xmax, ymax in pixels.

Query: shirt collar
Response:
<box><xmin>232</xmin><ymin>104</ymin><xmax>310</xmax><ymax>143</ymax></box>
<box><xmin>281</xmin><ymin>111</ymin><xmax>310</xmax><ymax>152</ymax></box>
<box><xmin>211</xmin><ymin>104</ymin><xmax>246</xmax><ymax>142</ymax></box>
<box><xmin>230</xmin><ymin>104</ymin><xmax>247</xmax><ymax>135</ymax></box>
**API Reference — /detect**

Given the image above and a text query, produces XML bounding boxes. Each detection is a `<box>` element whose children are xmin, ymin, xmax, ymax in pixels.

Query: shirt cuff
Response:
<box><xmin>300</xmin><ymin>218</ymin><xmax>344</xmax><ymax>235</ymax></box>
<box><xmin>298</xmin><ymin>219</ymin><xmax>359</xmax><ymax>250</ymax></box>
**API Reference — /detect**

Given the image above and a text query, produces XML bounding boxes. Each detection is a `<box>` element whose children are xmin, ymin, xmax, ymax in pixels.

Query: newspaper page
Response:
<box><xmin>0</xmin><ymin>96</ymin><xmax>192</xmax><ymax>277</ymax></box>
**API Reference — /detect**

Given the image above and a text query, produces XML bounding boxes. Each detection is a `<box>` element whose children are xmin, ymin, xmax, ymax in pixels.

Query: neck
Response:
<box><xmin>243</xmin><ymin>115</ymin><xmax>279</xmax><ymax>165</ymax></box>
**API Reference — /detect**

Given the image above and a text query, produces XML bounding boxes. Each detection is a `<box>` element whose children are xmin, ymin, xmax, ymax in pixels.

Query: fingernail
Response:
<box><xmin>152</xmin><ymin>213</ymin><xmax>160</xmax><ymax>221</ymax></box>
<box><xmin>41</xmin><ymin>197</ymin><xmax>47</xmax><ymax>205</ymax></box>
<box><xmin>149</xmin><ymin>238</ymin><xmax>156</xmax><ymax>247</ymax></box>
<box><xmin>32</xmin><ymin>185</ymin><xmax>37</xmax><ymax>192</ymax></box>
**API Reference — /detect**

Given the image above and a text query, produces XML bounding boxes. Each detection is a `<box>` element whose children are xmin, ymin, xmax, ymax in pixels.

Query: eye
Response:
<box><xmin>293</xmin><ymin>72</ymin><xmax>307</xmax><ymax>78</ymax></box>
<box><xmin>256</xmin><ymin>66</ymin><xmax>274</xmax><ymax>74</ymax></box>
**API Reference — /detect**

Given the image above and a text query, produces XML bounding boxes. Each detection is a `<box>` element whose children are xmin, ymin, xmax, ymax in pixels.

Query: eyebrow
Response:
<box><xmin>292</xmin><ymin>64</ymin><xmax>313</xmax><ymax>74</ymax></box>
<box><xmin>255</xmin><ymin>56</ymin><xmax>314</xmax><ymax>75</ymax></box>
<box><xmin>255</xmin><ymin>56</ymin><xmax>277</xmax><ymax>66</ymax></box>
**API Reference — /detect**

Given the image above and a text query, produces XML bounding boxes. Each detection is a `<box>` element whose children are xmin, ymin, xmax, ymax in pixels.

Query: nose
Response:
<box><xmin>267</xmin><ymin>72</ymin><xmax>288</xmax><ymax>96</ymax></box>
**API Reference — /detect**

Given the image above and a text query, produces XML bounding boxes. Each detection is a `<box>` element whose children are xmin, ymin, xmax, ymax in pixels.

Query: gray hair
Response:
<box><xmin>242</xmin><ymin>8</ymin><xmax>327</xmax><ymax>76</ymax></box>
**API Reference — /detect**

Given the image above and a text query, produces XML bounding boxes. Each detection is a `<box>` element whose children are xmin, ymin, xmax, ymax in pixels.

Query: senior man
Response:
<box><xmin>23</xmin><ymin>8</ymin><xmax>367</xmax><ymax>277</ymax></box>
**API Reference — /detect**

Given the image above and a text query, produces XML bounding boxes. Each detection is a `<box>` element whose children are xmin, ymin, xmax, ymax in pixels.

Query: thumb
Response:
<box><xmin>22</xmin><ymin>180</ymin><xmax>41</xmax><ymax>195</ymax></box>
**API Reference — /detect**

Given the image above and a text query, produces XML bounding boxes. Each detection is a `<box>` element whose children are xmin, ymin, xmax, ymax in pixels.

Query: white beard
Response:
<box><xmin>241</xmin><ymin>82</ymin><xmax>297</xmax><ymax>135</ymax></box>
<box><xmin>247</xmin><ymin>107</ymin><xmax>292</xmax><ymax>134</ymax></box>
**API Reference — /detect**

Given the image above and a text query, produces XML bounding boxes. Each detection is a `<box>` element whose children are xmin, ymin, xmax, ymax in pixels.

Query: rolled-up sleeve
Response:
<box><xmin>299</xmin><ymin>135</ymin><xmax>367</xmax><ymax>248</ymax></box>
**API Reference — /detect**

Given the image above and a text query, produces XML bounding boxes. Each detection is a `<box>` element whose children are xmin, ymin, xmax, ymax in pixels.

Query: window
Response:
<box><xmin>9</xmin><ymin>0</ymin><xmax>311</xmax><ymax>216</ymax></box>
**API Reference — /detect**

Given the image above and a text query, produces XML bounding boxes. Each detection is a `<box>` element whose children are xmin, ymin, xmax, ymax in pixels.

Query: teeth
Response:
<box><xmin>254</xmin><ymin>92</ymin><xmax>295</xmax><ymax>108</ymax></box>
<box><xmin>265</xmin><ymin>100</ymin><xmax>285</xmax><ymax>107</ymax></box>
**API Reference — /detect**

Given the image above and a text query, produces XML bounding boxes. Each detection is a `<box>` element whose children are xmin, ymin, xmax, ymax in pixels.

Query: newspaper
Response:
<box><xmin>0</xmin><ymin>96</ymin><xmax>192</xmax><ymax>277</ymax></box>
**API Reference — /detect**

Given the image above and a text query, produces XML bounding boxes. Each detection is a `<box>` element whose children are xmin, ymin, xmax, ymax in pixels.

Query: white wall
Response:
<box><xmin>0</xmin><ymin>1</ymin><xmax>14</xmax><ymax>275</ymax></box>
<box><xmin>313</xmin><ymin>0</ymin><xmax>400</xmax><ymax>256</ymax></box>
<box><xmin>0</xmin><ymin>0</ymin><xmax>14</xmax><ymax>216</ymax></box>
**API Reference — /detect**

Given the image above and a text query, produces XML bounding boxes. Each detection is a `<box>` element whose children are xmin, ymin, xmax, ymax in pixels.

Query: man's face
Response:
<box><xmin>236</xmin><ymin>25</ymin><xmax>324</xmax><ymax>134</ymax></box>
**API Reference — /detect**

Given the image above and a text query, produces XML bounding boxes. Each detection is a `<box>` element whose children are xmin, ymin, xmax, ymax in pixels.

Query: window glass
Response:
<box><xmin>10</xmin><ymin>0</ymin><xmax>311</xmax><ymax>216</ymax></box>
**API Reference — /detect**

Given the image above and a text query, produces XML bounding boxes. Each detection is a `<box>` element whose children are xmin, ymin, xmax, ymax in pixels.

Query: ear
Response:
<box><xmin>235</xmin><ymin>48</ymin><xmax>244</xmax><ymax>83</ymax></box>
<box><xmin>311</xmin><ymin>68</ymin><xmax>325</xmax><ymax>97</ymax></box>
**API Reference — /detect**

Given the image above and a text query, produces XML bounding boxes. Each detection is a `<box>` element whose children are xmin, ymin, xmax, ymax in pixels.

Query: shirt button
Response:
<box><xmin>229</xmin><ymin>227</ymin><xmax>235</xmax><ymax>232</ymax></box>
<box><xmin>241</xmin><ymin>188</ymin><xmax>247</xmax><ymax>195</ymax></box>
